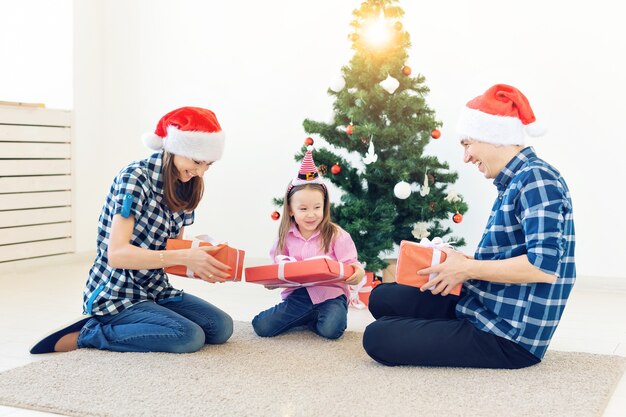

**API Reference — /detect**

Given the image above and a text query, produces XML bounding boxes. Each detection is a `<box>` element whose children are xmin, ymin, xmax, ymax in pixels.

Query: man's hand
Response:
<box><xmin>417</xmin><ymin>247</ymin><xmax>470</xmax><ymax>296</ymax></box>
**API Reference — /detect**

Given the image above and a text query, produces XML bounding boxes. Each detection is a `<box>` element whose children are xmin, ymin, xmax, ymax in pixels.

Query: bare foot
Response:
<box><xmin>54</xmin><ymin>331</ymin><xmax>80</xmax><ymax>352</ymax></box>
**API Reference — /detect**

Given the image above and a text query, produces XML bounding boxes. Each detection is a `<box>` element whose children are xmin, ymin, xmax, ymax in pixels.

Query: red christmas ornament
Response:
<box><xmin>346</xmin><ymin>123</ymin><xmax>354</xmax><ymax>136</ymax></box>
<box><xmin>331</xmin><ymin>163</ymin><xmax>342</xmax><ymax>175</ymax></box>
<box><xmin>453</xmin><ymin>212</ymin><xmax>463</xmax><ymax>224</ymax></box>
<box><xmin>304</xmin><ymin>137</ymin><xmax>314</xmax><ymax>146</ymax></box>
<box><xmin>431</xmin><ymin>129</ymin><xmax>441</xmax><ymax>139</ymax></box>
<box><xmin>271</xmin><ymin>211</ymin><xmax>280</xmax><ymax>221</ymax></box>
<box><xmin>402</xmin><ymin>65</ymin><xmax>412</xmax><ymax>76</ymax></box>
<box><xmin>394</xmin><ymin>21</ymin><xmax>403</xmax><ymax>31</ymax></box>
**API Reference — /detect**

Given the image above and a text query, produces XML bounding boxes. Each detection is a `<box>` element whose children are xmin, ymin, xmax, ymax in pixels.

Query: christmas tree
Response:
<box><xmin>277</xmin><ymin>0</ymin><xmax>467</xmax><ymax>272</ymax></box>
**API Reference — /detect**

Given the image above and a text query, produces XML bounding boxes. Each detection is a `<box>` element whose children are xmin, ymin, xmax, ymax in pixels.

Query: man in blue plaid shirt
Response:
<box><xmin>364</xmin><ymin>84</ymin><xmax>575</xmax><ymax>369</ymax></box>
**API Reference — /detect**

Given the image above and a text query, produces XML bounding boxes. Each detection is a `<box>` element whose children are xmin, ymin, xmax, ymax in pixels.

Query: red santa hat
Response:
<box><xmin>457</xmin><ymin>84</ymin><xmax>546</xmax><ymax>146</ymax></box>
<box><xmin>142</xmin><ymin>106</ymin><xmax>225</xmax><ymax>161</ymax></box>
<box><xmin>287</xmin><ymin>147</ymin><xmax>326</xmax><ymax>193</ymax></box>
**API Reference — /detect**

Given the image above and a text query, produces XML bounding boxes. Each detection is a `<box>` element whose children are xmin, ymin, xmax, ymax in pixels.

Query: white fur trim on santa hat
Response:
<box><xmin>525</xmin><ymin>121</ymin><xmax>547</xmax><ymax>137</ymax></box>
<box><xmin>163</xmin><ymin>125</ymin><xmax>225</xmax><ymax>161</ymax></box>
<box><xmin>457</xmin><ymin>107</ymin><xmax>526</xmax><ymax>146</ymax></box>
<box><xmin>291</xmin><ymin>177</ymin><xmax>325</xmax><ymax>187</ymax></box>
<box><xmin>142</xmin><ymin>132</ymin><xmax>164</xmax><ymax>150</ymax></box>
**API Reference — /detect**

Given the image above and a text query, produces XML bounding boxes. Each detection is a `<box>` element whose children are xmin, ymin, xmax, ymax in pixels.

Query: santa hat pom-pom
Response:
<box><xmin>525</xmin><ymin>121</ymin><xmax>547</xmax><ymax>137</ymax></box>
<box><xmin>142</xmin><ymin>132</ymin><xmax>164</xmax><ymax>150</ymax></box>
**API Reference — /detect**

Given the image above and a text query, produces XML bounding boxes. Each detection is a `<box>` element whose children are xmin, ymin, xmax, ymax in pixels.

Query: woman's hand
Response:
<box><xmin>186</xmin><ymin>246</ymin><xmax>232</xmax><ymax>283</ymax></box>
<box><xmin>344</xmin><ymin>263</ymin><xmax>366</xmax><ymax>286</ymax></box>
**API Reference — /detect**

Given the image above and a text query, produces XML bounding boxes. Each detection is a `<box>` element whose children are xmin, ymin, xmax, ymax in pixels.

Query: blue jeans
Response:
<box><xmin>252</xmin><ymin>288</ymin><xmax>348</xmax><ymax>339</ymax></box>
<box><xmin>77</xmin><ymin>293</ymin><xmax>233</xmax><ymax>353</ymax></box>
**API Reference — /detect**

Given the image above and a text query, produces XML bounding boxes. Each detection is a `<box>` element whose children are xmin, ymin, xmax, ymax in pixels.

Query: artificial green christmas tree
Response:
<box><xmin>277</xmin><ymin>0</ymin><xmax>467</xmax><ymax>272</ymax></box>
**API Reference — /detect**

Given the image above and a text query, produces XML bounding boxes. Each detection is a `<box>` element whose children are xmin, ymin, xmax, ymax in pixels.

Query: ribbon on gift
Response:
<box><xmin>274</xmin><ymin>255</ymin><xmax>347</xmax><ymax>288</ymax></box>
<box><xmin>348</xmin><ymin>275</ymin><xmax>371</xmax><ymax>309</ymax></box>
<box><xmin>418</xmin><ymin>237</ymin><xmax>454</xmax><ymax>289</ymax></box>
<box><xmin>186</xmin><ymin>235</ymin><xmax>237</xmax><ymax>279</ymax></box>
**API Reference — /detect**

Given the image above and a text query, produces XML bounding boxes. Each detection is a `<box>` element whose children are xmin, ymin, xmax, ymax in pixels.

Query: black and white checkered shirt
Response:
<box><xmin>83</xmin><ymin>152</ymin><xmax>194</xmax><ymax>315</ymax></box>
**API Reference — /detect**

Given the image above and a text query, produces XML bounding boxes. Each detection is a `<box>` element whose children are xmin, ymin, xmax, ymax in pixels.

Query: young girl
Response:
<box><xmin>252</xmin><ymin>148</ymin><xmax>365</xmax><ymax>339</ymax></box>
<box><xmin>31</xmin><ymin>107</ymin><xmax>234</xmax><ymax>354</ymax></box>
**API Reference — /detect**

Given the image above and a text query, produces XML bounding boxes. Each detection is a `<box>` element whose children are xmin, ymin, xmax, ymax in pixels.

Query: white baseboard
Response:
<box><xmin>0</xmin><ymin>251</ymin><xmax>96</xmax><ymax>275</ymax></box>
<box><xmin>572</xmin><ymin>275</ymin><xmax>626</xmax><ymax>292</ymax></box>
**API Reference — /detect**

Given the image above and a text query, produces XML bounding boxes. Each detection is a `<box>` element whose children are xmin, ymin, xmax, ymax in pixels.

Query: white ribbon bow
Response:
<box><xmin>418</xmin><ymin>237</ymin><xmax>453</xmax><ymax>288</ymax></box>
<box><xmin>273</xmin><ymin>255</ymin><xmax>346</xmax><ymax>287</ymax></box>
<box><xmin>348</xmin><ymin>275</ymin><xmax>371</xmax><ymax>309</ymax></box>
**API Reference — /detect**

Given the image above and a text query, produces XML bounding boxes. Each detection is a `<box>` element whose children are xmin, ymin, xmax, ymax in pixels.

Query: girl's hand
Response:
<box><xmin>345</xmin><ymin>263</ymin><xmax>366</xmax><ymax>286</ymax></box>
<box><xmin>186</xmin><ymin>246</ymin><xmax>232</xmax><ymax>283</ymax></box>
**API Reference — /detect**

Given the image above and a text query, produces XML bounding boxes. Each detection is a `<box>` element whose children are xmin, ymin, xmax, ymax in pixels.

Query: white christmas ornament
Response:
<box><xmin>411</xmin><ymin>222</ymin><xmax>430</xmax><ymax>240</ymax></box>
<box><xmin>394</xmin><ymin>181</ymin><xmax>412</xmax><ymax>199</ymax></box>
<box><xmin>379</xmin><ymin>75</ymin><xmax>400</xmax><ymax>94</ymax></box>
<box><xmin>329</xmin><ymin>75</ymin><xmax>346</xmax><ymax>93</ymax></box>
<box><xmin>363</xmin><ymin>138</ymin><xmax>378</xmax><ymax>164</ymax></box>
<box><xmin>419</xmin><ymin>173</ymin><xmax>430</xmax><ymax>196</ymax></box>
<box><xmin>444</xmin><ymin>188</ymin><xmax>461</xmax><ymax>203</ymax></box>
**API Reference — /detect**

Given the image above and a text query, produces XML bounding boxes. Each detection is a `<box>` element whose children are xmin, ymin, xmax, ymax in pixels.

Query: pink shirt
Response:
<box><xmin>270</xmin><ymin>224</ymin><xmax>359</xmax><ymax>305</ymax></box>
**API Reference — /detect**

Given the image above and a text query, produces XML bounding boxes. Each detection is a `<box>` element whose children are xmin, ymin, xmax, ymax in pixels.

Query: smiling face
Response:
<box><xmin>461</xmin><ymin>139</ymin><xmax>506</xmax><ymax>179</ymax></box>
<box><xmin>172</xmin><ymin>155</ymin><xmax>213</xmax><ymax>182</ymax></box>
<box><xmin>288</xmin><ymin>187</ymin><xmax>325</xmax><ymax>239</ymax></box>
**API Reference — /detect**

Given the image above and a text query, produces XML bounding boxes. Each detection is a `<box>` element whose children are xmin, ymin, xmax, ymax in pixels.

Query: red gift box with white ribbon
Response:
<box><xmin>396</xmin><ymin>237</ymin><xmax>461</xmax><ymax>296</ymax></box>
<box><xmin>244</xmin><ymin>256</ymin><xmax>354</xmax><ymax>287</ymax></box>
<box><xmin>165</xmin><ymin>236</ymin><xmax>245</xmax><ymax>281</ymax></box>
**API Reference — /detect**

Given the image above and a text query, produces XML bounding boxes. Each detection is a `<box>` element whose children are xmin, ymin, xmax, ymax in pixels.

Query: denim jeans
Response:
<box><xmin>252</xmin><ymin>287</ymin><xmax>348</xmax><ymax>339</ymax></box>
<box><xmin>77</xmin><ymin>293</ymin><xmax>233</xmax><ymax>353</ymax></box>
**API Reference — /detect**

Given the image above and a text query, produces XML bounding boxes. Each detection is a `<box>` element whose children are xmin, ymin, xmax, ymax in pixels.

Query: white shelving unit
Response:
<box><xmin>0</xmin><ymin>105</ymin><xmax>73</xmax><ymax>262</ymax></box>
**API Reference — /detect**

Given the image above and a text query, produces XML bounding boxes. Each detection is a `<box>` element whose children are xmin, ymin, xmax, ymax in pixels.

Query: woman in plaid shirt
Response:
<box><xmin>363</xmin><ymin>85</ymin><xmax>575</xmax><ymax>369</ymax></box>
<box><xmin>31</xmin><ymin>107</ymin><xmax>234</xmax><ymax>354</ymax></box>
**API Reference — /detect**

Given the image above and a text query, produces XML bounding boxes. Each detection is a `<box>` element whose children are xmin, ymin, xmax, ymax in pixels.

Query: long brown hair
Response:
<box><xmin>276</xmin><ymin>183</ymin><xmax>338</xmax><ymax>255</ymax></box>
<box><xmin>162</xmin><ymin>152</ymin><xmax>204</xmax><ymax>212</ymax></box>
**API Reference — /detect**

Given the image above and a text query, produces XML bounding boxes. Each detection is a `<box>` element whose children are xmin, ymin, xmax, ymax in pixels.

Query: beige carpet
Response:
<box><xmin>0</xmin><ymin>322</ymin><xmax>624</xmax><ymax>417</ymax></box>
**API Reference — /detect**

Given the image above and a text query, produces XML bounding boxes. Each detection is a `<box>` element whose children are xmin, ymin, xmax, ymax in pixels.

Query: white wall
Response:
<box><xmin>3</xmin><ymin>1</ymin><xmax>624</xmax><ymax>279</ymax></box>
<box><xmin>0</xmin><ymin>0</ymin><xmax>73</xmax><ymax>107</ymax></box>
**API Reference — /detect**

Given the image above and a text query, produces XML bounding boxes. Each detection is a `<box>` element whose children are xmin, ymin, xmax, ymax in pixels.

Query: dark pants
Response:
<box><xmin>362</xmin><ymin>283</ymin><xmax>541</xmax><ymax>369</ymax></box>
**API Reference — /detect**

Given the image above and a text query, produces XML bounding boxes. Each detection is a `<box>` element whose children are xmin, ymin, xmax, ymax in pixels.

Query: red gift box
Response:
<box><xmin>396</xmin><ymin>239</ymin><xmax>461</xmax><ymax>296</ymax></box>
<box><xmin>244</xmin><ymin>257</ymin><xmax>354</xmax><ymax>287</ymax></box>
<box><xmin>164</xmin><ymin>238</ymin><xmax>245</xmax><ymax>281</ymax></box>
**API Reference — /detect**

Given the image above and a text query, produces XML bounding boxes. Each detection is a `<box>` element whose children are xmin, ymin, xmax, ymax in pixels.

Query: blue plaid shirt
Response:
<box><xmin>456</xmin><ymin>147</ymin><xmax>576</xmax><ymax>359</ymax></box>
<box><xmin>83</xmin><ymin>152</ymin><xmax>194</xmax><ymax>315</ymax></box>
